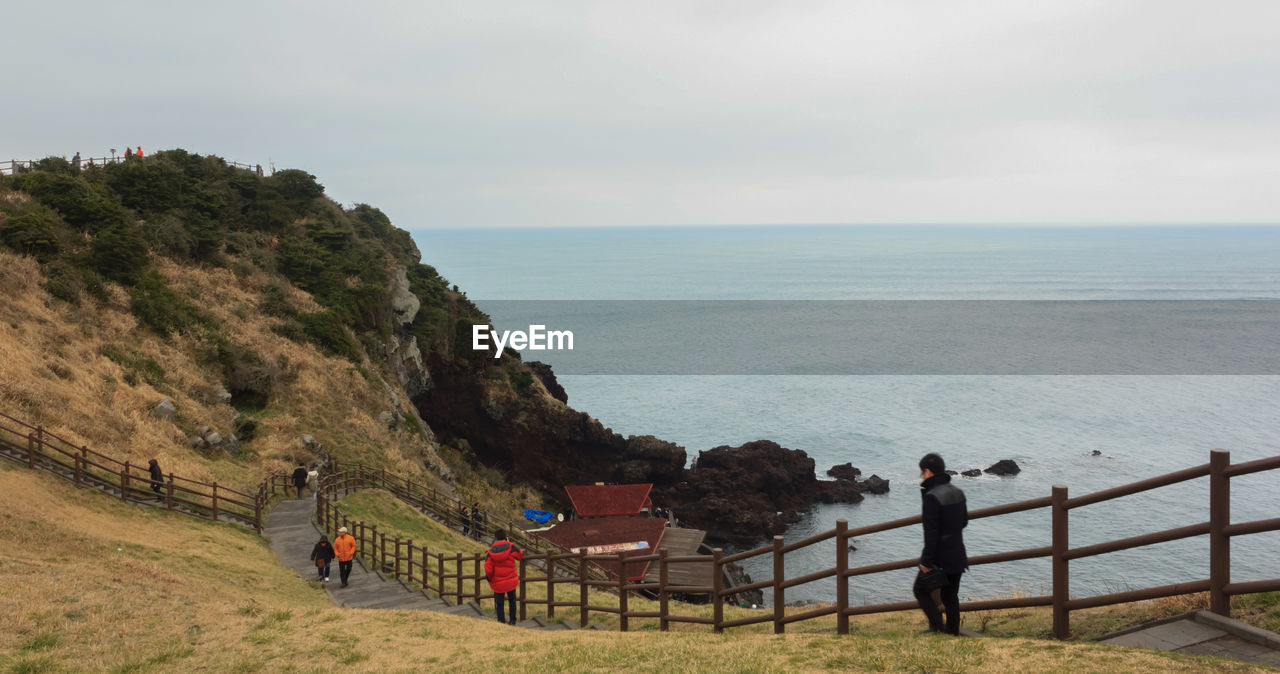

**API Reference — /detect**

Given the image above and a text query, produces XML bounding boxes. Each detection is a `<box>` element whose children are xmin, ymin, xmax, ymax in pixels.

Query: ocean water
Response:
<box><xmin>411</xmin><ymin>224</ymin><xmax>1280</xmax><ymax>605</ymax></box>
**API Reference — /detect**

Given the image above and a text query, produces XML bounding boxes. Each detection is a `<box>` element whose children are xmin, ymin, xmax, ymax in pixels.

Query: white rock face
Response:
<box><xmin>389</xmin><ymin>266</ymin><xmax>421</xmax><ymax>326</ymax></box>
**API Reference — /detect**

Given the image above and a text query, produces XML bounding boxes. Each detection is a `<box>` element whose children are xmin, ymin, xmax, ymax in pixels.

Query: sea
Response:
<box><xmin>410</xmin><ymin>224</ymin><xmax>1280</xmax><ymax>606</ymax></box>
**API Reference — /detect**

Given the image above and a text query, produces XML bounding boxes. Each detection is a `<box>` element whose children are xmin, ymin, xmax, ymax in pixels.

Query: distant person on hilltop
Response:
<box><xmin>125</xmin><ymin>147</ymin><xmax>133</xmax><ymax>159</ymax></box>
<box><xmin>484</xmin><ymin>529</ymin><xmax>524</xmax><ymax>625</ymax></box>
<box><xmin>914</xmin><ymin>452</ymin><xmax>968</xmax><ymax>635</ymax></box>
<box><xmin>310</xmin><ymin>536</ymin><xmax>335</xmax><ymax>583</ymax></box>
<box><xmin>71</xmin><ymin>152</ymin><xmax>81</xmax><ymax>172</ymax></box>
<box><xmin>292</xmin><ymin>463</ymin><xmax>309</xmax><ymax>498</ymax></box>
<box><xmin>136</xmin><ymin>146</ymin><xmax>144</xmax><ymax>157</ymax></box>
<box><xmin>334</xmin><ymin>526</ymin><xmax>356</xmax><ymax>588</ymax></box>
<box><xmin>148</xmin><ymin>458</ymin><xmax>164</xmax><ymax>501</ymax></box>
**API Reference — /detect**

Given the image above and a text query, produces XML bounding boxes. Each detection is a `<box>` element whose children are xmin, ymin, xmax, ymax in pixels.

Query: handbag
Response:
<box><xmin>914</xmin><ymin>567</ymin><xmax>949</xmax><ymax>592</ymax></box>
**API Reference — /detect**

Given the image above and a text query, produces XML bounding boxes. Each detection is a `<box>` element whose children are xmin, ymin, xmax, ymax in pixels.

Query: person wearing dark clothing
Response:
<box><xmin>484</xmin><ymin>529</ymin><xmax>524</xmax><ymax>625</ymax></box>
<box><xmin>148</xmin><ymin>458</ymin><xmax>164</xmax><ymax>501</ymax></box>
<box><xmin>71</xmin><ymin>152</ymin><xmax>81</xmax><ymax>172</ymax></box>
<box><xmin>461</xmin><ymin>504</ymin><xmax>471</xmax><ymax>536</ymax></box>
<box><xmin>292</xmin><ymin>464</ymin><xmax>308</xmax><ymax>499</ymax></box>
<box><xmin>470</xmin><ymin>503</ymin><xmax>483</xmax><ymax>540</ymax></box>
<box><xmin>914</xmin><ymin>452</ymin><xmax>968</xmax><ymax>635</ymax></box>
<box><xmin>310</xmin><ymin>537</ymin><xmax>336</xmax><ymax>582</ymax></box>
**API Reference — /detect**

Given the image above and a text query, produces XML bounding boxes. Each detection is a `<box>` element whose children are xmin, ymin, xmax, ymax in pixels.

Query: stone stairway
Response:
<box><xmin>264</xmin><ymin>497</ymin><xmax>598</xmax><ymax>630</ymax></box>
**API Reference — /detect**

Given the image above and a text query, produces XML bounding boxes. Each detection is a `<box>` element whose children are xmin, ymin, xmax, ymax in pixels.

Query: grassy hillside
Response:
<box><xmin>3</xmin><ymin>463</ymin><xmax>1265</xmax><ymax>673</ymax></box>
<box><xmin>0</xmin><ymin>153</ymin><xmax>552</xmax><ymax>521</ymax></box>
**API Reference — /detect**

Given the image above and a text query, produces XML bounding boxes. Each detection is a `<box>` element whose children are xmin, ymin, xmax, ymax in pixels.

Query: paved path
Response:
<box><xmin>1100</xmin><ymin>610</ymin><xmax>1280</xmax><ymax>667</ymax></box>
<box><xmin>263</xmin><ymin>497</ymin><xmax>588</xmax><ymax>630</ymax></box>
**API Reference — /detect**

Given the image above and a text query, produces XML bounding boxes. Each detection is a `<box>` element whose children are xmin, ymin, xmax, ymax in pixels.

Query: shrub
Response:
<box><xmin>258</xmin><ymin>281</ymin><xmax>298</xmax><ymax>318</ymax></box>
<box><xmin>0</xmin><ymin>207</ymin><xmax>63</xmax><ymax>261</ymax></box>
<box><xmin>129</xmin><ymin>271</ymin><xmax>207</xmax><ymax>335</ymax></box>
<box><xmin>91</xmin><ymin>221</ymin><xmax>149</xmax><ymax>284</ymax></box>
<box><xmin>9</xmin><ymin>171</ymin><xmax>127</xmax><ymax>232</ymax></box>
<box><xmin>43</xmin><ymin>260</ymin><xmax>82</xmax><ymax>304</ymax></box>
<box><xmin>298</xmin><ymin>311</ymin><xmax>362</xmax><ymax>362</ymax></box>
<box><xmin>270</xmin><ymin>169</ymin><xmax>325</xmax><ymax>202</ymax></box>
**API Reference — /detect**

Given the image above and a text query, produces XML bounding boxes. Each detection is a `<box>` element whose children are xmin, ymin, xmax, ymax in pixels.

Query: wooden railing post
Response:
<box><xmin>1209</xmin><ymin>449</ymin><xmax>1231</xmax><ymax>616</ymax></box>
<box><xmin>166</xmin><ymin>474</ymin><xmax>175</xmax><ymax>511</ymax></box>
<box><xmin>836</xmin><ymin>519</ymin><xmax>849</xmax><ymax>635</ymax></box>
<box><xmin>76</xmin><ymin>446</ymin><xmax>86</xmax><ymax>485</ymax></box>
<box><xmin>547</xmin><ymin>554</ymin><xmax>556</xmax><ymax>620</ymax></box>
<box><xmin>772</xmin><ymin>536</ymin><xmax>785</xmax><ymax>634</ymax></box>
<box><xmin>421</xmin><ymin>544</ymin><xmax>429</xmax><ymax>591</ymax></box>
<box><xmin>1052</xmin><ymin>484</ymin><xmax>1069</xmax><ymax>639</ymax></box>
<box><xmin>518</xmin><ymin>555</ymin><xmax>528</xmax><ymax>622</ymax></box>
<box><xmin>617</xmin><ymin>550</ymin><xmax>629</xmax><ymax>632</ymax></box>
<box><xmin>394</xmin><ymin>536</ymin><xmax>402</xmax><ymax>578</ymax></box>
<box><xmin>712</xmin><ymin>548</ymin><xmax>724</xmax><ymax>633</ymax></box>
<box><xmin>454</xmin><ymin>552</ymin><xmax>463</xmax><ymax>604</ymax></box>
<box><xmin>211</xmin><ymin>482</ymin><xmax>219</xmax><ymax>521</ymax></box>
<box><xmin>121</xmin><ymin>461</ymin><xmax>130</xmax><ymax>502</ymax></box>
<box><xmin>436</xmin><ymin>551</ymin><xmax>445</xmax><ymax>597</ymax></box>
<box><xmin>473</xmin><ymin>555</ymin><xmax>483</xmax><ymax>601</ymax></box>
<box><xmin>659</xmin><ymin>547</ymin><xmax>670</xmax><ymax>632</ymax></box>
<box><xmin>578</xmin><ymin>549</ymin><xmax>589</xmax><ymax>628</ymax></box>
<box><xmin>27</xmin><ymin>433</ymin><xmax>36</xmax><ymax>469</ymax></box>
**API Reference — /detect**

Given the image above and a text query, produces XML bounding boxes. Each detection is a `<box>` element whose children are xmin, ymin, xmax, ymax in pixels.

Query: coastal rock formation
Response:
<box><xmin>961</xmin><ymin>468</ymin><xmax>981</xmax><ymax>477</ymax></box>
<box><xmin>826</xmin><ymin>463</ymin><xmax>862</xmax><ymax>481</ymax></box>
<box><xmin>984</xmin><ymin>459</ymin><xmax>1021</xmax><ymax>476</ymax></box>
<box><xmin>526</xmin><ymin>361</ymin><xmax>567</xmax><ymax>404</ymax></box>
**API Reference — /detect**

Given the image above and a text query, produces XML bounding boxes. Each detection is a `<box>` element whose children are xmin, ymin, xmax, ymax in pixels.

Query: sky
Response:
<box><xmin>3</xmin><ymin>1</ymin><xmax>1279</xmax><ymax>228</ymax></box>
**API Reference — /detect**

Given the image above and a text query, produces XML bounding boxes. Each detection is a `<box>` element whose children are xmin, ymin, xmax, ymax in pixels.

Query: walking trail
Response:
<box><xmin>263</xmin><ymin>496</ymin><xmax>592</xmax><ymax>631</ymax></box>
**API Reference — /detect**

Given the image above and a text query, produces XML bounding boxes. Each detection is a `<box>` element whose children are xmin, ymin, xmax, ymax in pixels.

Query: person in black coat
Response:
<box><xmin>310</xmin><ymin>537</ymin><xmax>336</xmax><ymax>582</ymax></box>
<box><xmin>148</xmin><ymin>458</ymin><xmax>164</xmax><ymax>501</ymax></box>
<box><xmin>914</xmin><ymin>452</ymin><xmax>968</xmax><ymax>635</ymax></box>
<box><xmin>292</xmin><ymin>463</ymin><xmax>309</xmax><ymax>499</ymax></box>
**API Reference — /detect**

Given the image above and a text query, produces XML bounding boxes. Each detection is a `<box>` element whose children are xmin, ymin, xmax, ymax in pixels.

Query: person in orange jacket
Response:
<box><xmin>136</xmin><ymin>146</ymin><xmax>144</xmax><ymax>157</ymax></box>
<box><xmin>333</xmin><ymin>526</ymin><xmax>357</xmax><ymax>587</ymax></box>
<box><xmin>483</xmin><ymin>529</ymin><xmax>524</xmax><ymax>625</ymax></box>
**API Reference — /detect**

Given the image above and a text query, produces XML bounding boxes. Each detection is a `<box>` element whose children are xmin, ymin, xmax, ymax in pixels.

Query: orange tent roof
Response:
<box><xmin>564</xmin><ymin>483</ymin><xmax>652</xmax><ymax>518</ymax></box>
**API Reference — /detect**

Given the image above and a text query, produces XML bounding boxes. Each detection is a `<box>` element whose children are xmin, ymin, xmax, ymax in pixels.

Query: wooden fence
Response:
<box><xmin>0</xmin><ymin>410</ymin><xmax>287</xmax><ymax>531</ymax></box>
<box><xmin>1</xmin><ymin>156</ymin><xmax>266</xmax><ymax>176</ymax></box>
<box><xmin>326</xmin><ymin>452</ymin><xmax>1280</xmax><ymax>636</ymax></box>
<box><xmin>2</xmin><ymin>407</ymin><xmax>1276</xmax><ymax>638</ymax></box>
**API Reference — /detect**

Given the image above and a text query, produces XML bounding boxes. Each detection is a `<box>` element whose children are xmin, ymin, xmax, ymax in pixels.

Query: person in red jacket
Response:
<box><xmin>483</xmin><ymin>529</ymin><xmax>524</xmax><ymax>625</ymax></box>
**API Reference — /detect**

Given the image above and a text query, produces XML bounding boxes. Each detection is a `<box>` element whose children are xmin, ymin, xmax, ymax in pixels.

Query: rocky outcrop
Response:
<box><xmin>961</xmin><ymin>468</ymin><xmax>982</xmax><ymax>477</ymax></box>
<box><xmin>526</xmin><ymin>361</ymin><xmax>567</xmax><ymax>404</ymax></box>
<box><xmin>985</xmin><ymin>459</ymin><xmax>1021</xmax><ymax>476</ymax></box>
<box><xmin>388</xmin><ymin>266</ymin><xmax>421</xmax><ymax>326</ymax></box>
<box><xmin>152</xmin><ymin>397</ymin><xmax>176</xmax><ymax>419</ymax></box>
<box><xmin>826</xmin><ymin>463</ymin><xmax>861</xmax><ymax>481</ymax></box>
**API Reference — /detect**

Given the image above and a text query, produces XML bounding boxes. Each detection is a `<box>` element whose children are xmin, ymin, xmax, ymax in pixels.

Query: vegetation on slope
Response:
<box><xmin>0</xmin><ymin>152</ymin><xmax>554</xmax><ymax>519</ymax></box>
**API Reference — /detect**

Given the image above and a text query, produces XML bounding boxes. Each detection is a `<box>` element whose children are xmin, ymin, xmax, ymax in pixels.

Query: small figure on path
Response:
<box><xmin>484</xmin><ymin>529</ymin><xmax>524</xmax><ymax>625</ymax></box>
<box><xmin>914</xmin><ymin>452</ymin><xmax>968</xmax><ymax>635</ymax></box>
<box><xmin>125</xmin><ymin>147</ymin><xmax>133</xmax><ymax>159</ymax></box>
<box><xmin>71</xmin><ymin>152</ymin><xmax>81</xmax><ymax>172</ymax></box>
<box><xmin>292</xmin><ymin>463</ymin><xmax>308</xmax><ymax>499</ymax></box>
<box><xmin>311</xmin><ymin>536</ymin><xmax>335</xmax><ymax>582</ymax></box>
<box><xmin>307</xmin><ymin>467</ymin><xmax>319</xmax><ymax>497</ymax></box>
<box><xmin>334</xmin><ymin>526</ymin><xmax>356</xmax><ymax>588</ymax></box>
<box><xmin>148</xmin><ymin>458</ymin><xmax>164</xmax><ymax>501</ymax></box>
<box><xmin>460</xmin><ymin>503</ymin><xmax>471</xmax><ymax>536</ymax></box>
<box><xmin>136</xmin><ymin>146</ymin><xmax>144</xmax><ymax>157</ymax></box>
<box><xmin>470</xmin><ymin>503</ymin><xmax>483</xmax><ymax>540</ymax></box>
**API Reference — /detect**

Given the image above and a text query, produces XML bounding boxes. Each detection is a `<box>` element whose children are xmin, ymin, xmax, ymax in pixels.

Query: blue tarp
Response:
<box><xmin>523</xmin><ymin>509</ymin><xmax>554</xmax><ymax>524</ymax></box>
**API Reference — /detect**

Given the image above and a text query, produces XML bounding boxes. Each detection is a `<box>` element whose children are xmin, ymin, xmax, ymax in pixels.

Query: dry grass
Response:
<box><xmin>4</xmin><ymin>465</ymin><xmax>1270</xmax><ymax>674</ymax></box>
<box><xmin>0</xmin><ymin>249</ymin><xmax>450</xmax><ymax>497</ymax></box>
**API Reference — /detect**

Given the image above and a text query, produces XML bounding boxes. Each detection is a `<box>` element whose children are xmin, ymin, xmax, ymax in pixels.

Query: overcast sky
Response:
<box><xmin>3</xmin><ymin>2</ymin><xmax>1279</xmax><ymax>227</ymax></box>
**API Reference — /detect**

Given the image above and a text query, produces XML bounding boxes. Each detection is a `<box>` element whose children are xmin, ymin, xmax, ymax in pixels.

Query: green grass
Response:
<box><xmin>336</xmin><ymin>490</ymin><xmax>487</xmax><ymax>556</ymax></box>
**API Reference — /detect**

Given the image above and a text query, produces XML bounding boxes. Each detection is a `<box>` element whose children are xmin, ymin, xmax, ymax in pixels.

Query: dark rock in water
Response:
<box><xmin>860</xmin><ymin>475</ymin><xmax>890</xmax><ymax>494</ymax></box>
<box><xmin>724</xmin><ymin>562</ymin><xmax>763</xmax><ymax>606</ymax></box>
<box><xmin>826</xmin><ymin>463</ymin><xmax>862</xmax><ymax>481</ymax></box>
<box><xmin>984</xmin><ymin>459</ymin><xmax>1021</xmax><ymax>476</ymax></box>
<box><xmin>814</xmin><ymin>479</ymin><xmax>867</xmax><ymax>505</ymax></box>
<box><xmin>961</xmin><ymin>469</ymin><xmax>982</xmax><ymax>477</ymax></box>
<box><xmin>526</xmin><ymin>361</ymin><xmax>567</xmax><ymax>403</ymax></box>
<box><xmin>945</xmin><ymin>469</ymin><xmax>958</xmax><ymax>476</ymax></box>
<box><xmin>1091</xmin><ymin>450</ymin><xmax>1102</xmax><ymax>456</ymax></box>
